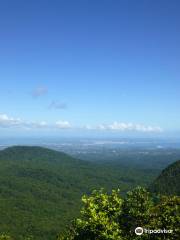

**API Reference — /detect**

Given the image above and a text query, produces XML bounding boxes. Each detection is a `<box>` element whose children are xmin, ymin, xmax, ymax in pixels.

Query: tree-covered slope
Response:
<box><xmin>0</xmin><ymin>146</ymin><xmax>158</xmax><ymax>240</ymax></box>
<box><xmin>150</xmin><ymin>160</ymin><xmax>180</xmax><ymax>196</ymax></box>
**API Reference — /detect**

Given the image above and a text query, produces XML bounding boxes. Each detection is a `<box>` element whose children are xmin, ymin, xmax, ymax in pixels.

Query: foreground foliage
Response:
<box><xmin>59</xmin><ymin>187</ymin><xmax>180</xmax><ymax>240</ymax></box>
<box><xmin>0</xmin><ymin>235</ymin><xmax>12</xmax><ymax>240</ymax></box>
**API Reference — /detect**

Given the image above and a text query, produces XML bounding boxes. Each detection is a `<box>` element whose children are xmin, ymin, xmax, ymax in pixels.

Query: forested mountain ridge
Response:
<box><xmin>150</xmin><ymin>160</ymin><xmax>180</xmax><ymax>196</ymax></box>
<box><xmin>0</xmin><ymin>146</ymin><xmax>157</xmax><ymax>240</ymax></box>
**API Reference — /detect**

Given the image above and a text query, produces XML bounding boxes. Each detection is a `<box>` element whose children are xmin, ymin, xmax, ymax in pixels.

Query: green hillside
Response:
<box><xmin>150</xmin><ymin>160</ymin><xmax>180</xmax><ymax>196</ymax></box>
<box><xmin>0</xmin><ymin>146</ymin><xmax>158</xmax><ymax>240</ymax></box>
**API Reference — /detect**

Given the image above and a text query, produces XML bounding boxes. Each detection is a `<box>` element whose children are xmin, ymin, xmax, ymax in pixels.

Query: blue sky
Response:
<box><xmin>0</xmin><ymin>0</ymin><xmax>179</xmax><ymax>137</ymax></box>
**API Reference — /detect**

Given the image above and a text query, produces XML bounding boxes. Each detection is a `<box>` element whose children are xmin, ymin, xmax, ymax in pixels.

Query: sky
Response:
<box><xmin>0</xmin><ymin>0</ymin><xmax>180</xmax><ymax>137</ymax></box>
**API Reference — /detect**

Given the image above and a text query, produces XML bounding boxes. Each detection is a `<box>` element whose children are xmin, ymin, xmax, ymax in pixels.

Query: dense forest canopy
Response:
<box><xmin>0</xmin><ymin>146</ymin><xmax>159</xmax><ymax>240</ymax></box>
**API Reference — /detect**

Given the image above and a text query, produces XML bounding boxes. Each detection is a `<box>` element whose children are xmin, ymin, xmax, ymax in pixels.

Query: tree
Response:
<box><xmin>149</xmin><ymin>195</ymin><xmax>180</xmax><ymax>240</ymax></box>
<box><xmin>0</xmin><ymin>235</ymin><xmax>12</xmax><ymax>240</ymax></box>
<box><xmin>120</xmin><ymin>186</ymin><xmax>153</xmax><ymax>239</ymax></box>
<box><xmin>58</xmin><ymin>189</ymin><xmax>123</xmax><ymax>240</ymax></box>
<box><xmin>59</xmin><ymin>187</ymin><xmax>180</xmax><ymax>240</ymax></box>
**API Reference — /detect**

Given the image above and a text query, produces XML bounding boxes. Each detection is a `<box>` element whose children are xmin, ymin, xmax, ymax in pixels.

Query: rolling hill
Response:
<box><xmin>0</xmin><ymin>146</ymin><xmax>158</xmax><ymax>240</ymax></box>
<box><xmin>150</xmin><ymin>160</ymin><xmax>180</xmax><ymax>196</ymax></box>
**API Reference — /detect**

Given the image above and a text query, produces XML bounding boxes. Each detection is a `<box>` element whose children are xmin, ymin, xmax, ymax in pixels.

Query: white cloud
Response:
<box><xmin>0</xmin><ymin>114</ymin><xmax>72</xmax><ymax>130</ymax></box>
<box><xmin>48</xmin><ymin>101</ymin><xmax>67</xmax><ymax>110</ymax></box>
<box><xmin>96</xmin><ymin>122</ymin><xmax>163</xmax><ymax>133</ymax></box>
<box><xmin>0</xmin><ymin>114</ymin><xmax>48</xmax><ymax>129</ymax></box>
<box><xmin>83</xmin><ymin>124</ymin><xmax>94</xmax><ymax>130</ymax></box>
<box><xmin>0</xmin><ymin>114</ymin><xmax>163</xmax><ymax>133</ymax></box>
<box><xmin>55</xmin><ymin>120</ymin><xmax>72</xmax><ymax>129</ymax></box>
<box><xmin>0</xmin><ymin>114</ymin><xmax>23</xmax><ymax>127</ymax></box>
<box><xmin>31</xmin><ymin>86</ymin><xmax>48</xmax><ymax>97</ymax></box>
<box><xmin>30</xmin><ymin>121</ymin><xmax>48</xmax><ymax>128</ymax></box>
<box><xmin>97</xmin><ymin>124</ymin><xmax>107</xmax><ymax>130</ymax></box>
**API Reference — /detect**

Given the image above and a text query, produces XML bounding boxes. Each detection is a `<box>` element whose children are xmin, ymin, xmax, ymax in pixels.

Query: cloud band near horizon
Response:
<box><xmin>0</xmin><ymin>113</ymin><xmax>163</xmax><ymax>133</ymax></box>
